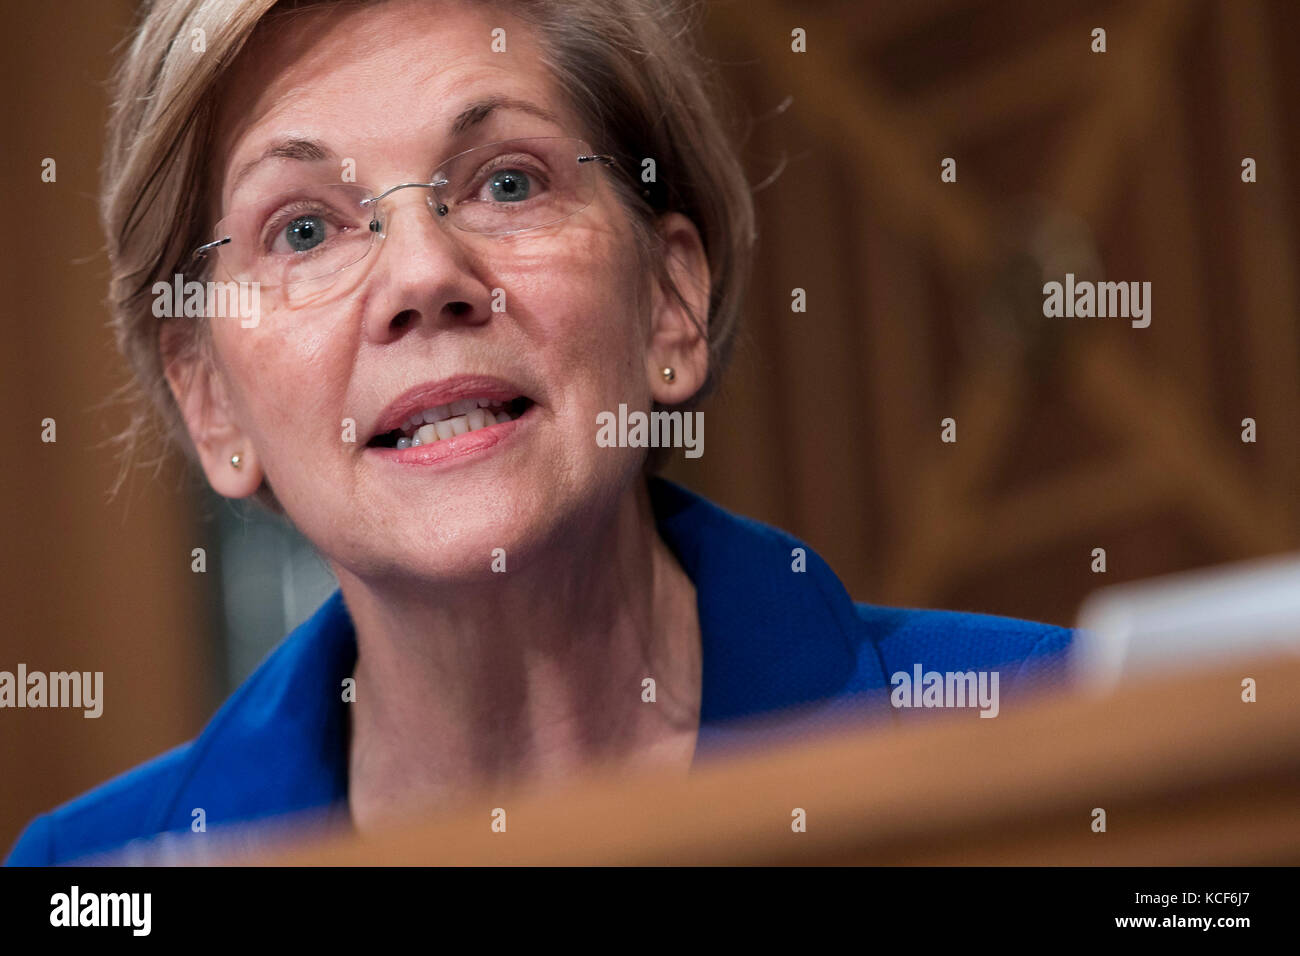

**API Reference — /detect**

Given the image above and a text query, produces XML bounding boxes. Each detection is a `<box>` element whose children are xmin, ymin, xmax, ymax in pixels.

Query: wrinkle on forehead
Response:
<box><xmin>207</xmin><ymin>0</ymin><xmax>571</xmax><ymax>215</ymax></box>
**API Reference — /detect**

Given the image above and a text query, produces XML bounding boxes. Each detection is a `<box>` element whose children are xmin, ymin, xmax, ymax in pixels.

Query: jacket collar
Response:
<box><xmin>151</xmin><ymin>478</ymin><xmax>885</xmax><ymax>832</ymax></box>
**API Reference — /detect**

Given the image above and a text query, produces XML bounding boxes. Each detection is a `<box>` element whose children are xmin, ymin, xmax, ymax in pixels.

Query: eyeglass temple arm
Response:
<box><xmin>193</xmin><ymin>236</ymin><xmax>231</xmax><ymax>259</ymax></box>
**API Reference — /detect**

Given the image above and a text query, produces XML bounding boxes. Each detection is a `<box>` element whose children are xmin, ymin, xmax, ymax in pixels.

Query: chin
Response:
<box><xmin>376</xmin><ymin>493</ymin><xmax>579</xmax><ymax>586</ymax></box>
<box><xmin>318</xmin><ymin>446</ymin><xmax>632</xmax><ymax>587</ymax></box>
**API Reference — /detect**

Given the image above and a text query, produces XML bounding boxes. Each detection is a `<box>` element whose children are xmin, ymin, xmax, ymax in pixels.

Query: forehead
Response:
<box><xmin>211</xmin><ymin>0</ymin><xmax>580</xmax><ymax>197</ymax></box>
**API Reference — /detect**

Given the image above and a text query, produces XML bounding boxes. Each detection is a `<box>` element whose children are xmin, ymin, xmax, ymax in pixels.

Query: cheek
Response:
<box><xmin>497</xmin><ymin>222</ymin><xmax>650</xmax><ymax>403</ymax></box>
<box><xmin>211</xmin><ymin>318</ymin><xmax>350</xmax><ymax>456</ymax></box>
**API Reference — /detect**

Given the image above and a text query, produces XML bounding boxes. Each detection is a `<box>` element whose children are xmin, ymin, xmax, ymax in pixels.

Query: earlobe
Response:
<box><xmin>209</xmin><ymin>445</ymin><xmax>262</xmax><ymax>498</ymax></box>
<box><xmin>161</xmin><ymin>337</ymin><xmax>263</xmax><ymax>499</ymax></box>
<box><xmin>190</xmin><ymin>405</ymin><xmax>264</xmax><ymax>499</ymax></box>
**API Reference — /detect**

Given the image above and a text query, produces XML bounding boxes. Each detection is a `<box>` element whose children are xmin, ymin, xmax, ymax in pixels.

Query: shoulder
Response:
<box><xmin>649</xmin><ymin>477</ymin><xmax>1074</xmax><ymax>710</ymax></box>
<box><xmin>4</xmin><ymin>742</ymin><xmax>195</xmax><ymax>866</ymax></box>
<box><xmin>7</xmin><ymin>592</ymin><xmax>356</xmax><ymax>867</ymax></box>
<box><xmin>854</xmin><ymin>601</ymin><xmax>1073</xmax><ymax>696</ymax></box>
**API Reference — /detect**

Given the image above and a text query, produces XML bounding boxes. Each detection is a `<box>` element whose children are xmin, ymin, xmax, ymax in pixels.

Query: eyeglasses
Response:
<box><xmin>190</xmin><ymin>136</ymin><xmax>616</xmax><ymax>308</ymax></box>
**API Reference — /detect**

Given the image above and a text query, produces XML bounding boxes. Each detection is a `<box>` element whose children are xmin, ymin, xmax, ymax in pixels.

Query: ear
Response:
<box><xmin>160</xmin><ymin>322</ymin><xmax>263</xmax><ymax>499</ymax></box>
<box><xmin>646</xmin><ymin>212</ymin><xmax>711</xmax><ymax>405</ymax></box>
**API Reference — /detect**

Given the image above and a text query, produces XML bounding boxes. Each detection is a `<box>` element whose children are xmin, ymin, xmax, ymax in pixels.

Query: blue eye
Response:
<box><xmin>285</xmin><ymin>215</ymin><xmax>327</xmax><ymax>252</ymax></box>
<box><xmin>487</xmin><ymin>169</ymin><xmax>531</xmax><ymax>203</ymax></box>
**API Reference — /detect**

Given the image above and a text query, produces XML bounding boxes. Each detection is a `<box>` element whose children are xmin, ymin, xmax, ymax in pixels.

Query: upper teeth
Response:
<box><xmin>395</xmin><ymin>397</ymin><xmax>515</xmax><ymax>448</ymax></box>
<box><xmin>401</xmin><ymin>396</ymin><xmax>498</xmax><ymax>431</ymax></box>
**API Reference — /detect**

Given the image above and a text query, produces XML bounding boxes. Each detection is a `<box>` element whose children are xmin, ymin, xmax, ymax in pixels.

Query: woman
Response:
<box><xmin>6</xmin><ymin>0</ymin><xmax>1071</xmax><ymax>866</ymax></box>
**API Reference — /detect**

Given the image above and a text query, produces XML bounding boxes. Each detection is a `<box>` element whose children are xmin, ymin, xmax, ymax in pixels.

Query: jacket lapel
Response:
<box><xmin>648</xmin><ymin>478</ymin><xmax>893</xmax><ymax>756</ymax></box>
<box><xmin>148</xmin><ymin>590</ymin><xmax>355</xmax><ymax>834</ymax></box>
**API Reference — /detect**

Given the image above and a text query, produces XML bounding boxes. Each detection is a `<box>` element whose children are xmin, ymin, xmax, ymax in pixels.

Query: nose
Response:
<box><xmin>361</xmin><ymin>188</ymin><xmax>492</xmax><ymax>344</ymax></box>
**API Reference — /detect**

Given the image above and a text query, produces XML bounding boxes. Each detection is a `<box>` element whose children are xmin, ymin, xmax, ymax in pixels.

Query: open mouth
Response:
<box><xmin>367</xmin><ymin>396</ymin><xmax>534</xmax><ymax>449</ymax></box>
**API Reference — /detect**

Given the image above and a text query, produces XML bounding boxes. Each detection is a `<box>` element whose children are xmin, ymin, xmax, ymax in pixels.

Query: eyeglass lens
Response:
<box><xmin>206</xmin><ymin>137</ymin><xmax>602</xmax><ymax>307</ymax></box>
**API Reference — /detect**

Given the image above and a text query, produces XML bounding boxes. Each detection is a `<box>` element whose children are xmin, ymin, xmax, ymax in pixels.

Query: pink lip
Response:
<box><xmin>365</xmin><ymin>402</ymin><xmax>532</xmax><ymax>468</ymax></box>
<box><xmin>367</xmin><ymin>373</ymin><xmax>533</xmax><ymax>441</ymax></box>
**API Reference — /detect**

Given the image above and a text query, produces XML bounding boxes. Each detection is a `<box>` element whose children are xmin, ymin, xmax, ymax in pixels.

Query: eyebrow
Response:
<box><xmin>448</xmin><ymin>95</ymin><xmax>560</xmax><ymax>136</ymax></box>
<box><xmin>230</xmin><ymin>138</ymin><xmax>334</xmax><ymax>194</ymax></box>
<box><xmin>229</xmin><ymin>96</ymin><xmax>563</xmax><ymax>193</ymax></box>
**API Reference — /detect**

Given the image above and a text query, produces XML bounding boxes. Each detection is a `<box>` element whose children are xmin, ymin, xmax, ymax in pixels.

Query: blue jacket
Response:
<box><xmin>5</xmin><ymin>478</ymin><xmax>1072</xmax><ymax>865</ymax></box>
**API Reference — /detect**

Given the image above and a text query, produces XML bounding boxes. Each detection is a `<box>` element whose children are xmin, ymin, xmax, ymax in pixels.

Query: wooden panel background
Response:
<box><xmin>0</xmin><ymin>0</ymin><xmax>216</xmax><ymax>857</ymax></box>
<box><xmin>667</xmin><ymin>0</ymin><xmax>1300</xmax><ymax>624</ymax></box>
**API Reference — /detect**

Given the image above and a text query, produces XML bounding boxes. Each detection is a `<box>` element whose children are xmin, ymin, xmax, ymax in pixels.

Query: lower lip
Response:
<box><xmin>365</xmin><ymin>406</ymin><xmax>531</xmax><ymax>468</ymax></box>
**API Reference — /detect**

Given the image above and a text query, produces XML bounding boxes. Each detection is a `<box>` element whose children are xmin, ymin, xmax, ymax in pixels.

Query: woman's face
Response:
<box><xmin>184</xmin><ymin>0</ymin><xmax>704</xmax><ymax>586</ymax></box>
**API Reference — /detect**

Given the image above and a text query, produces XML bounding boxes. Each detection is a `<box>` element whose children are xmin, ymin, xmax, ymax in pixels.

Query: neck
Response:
<box><xmin>336</xmin><ymin>476</ymin><xmax>702</xmax><ymax>830</ymax></box>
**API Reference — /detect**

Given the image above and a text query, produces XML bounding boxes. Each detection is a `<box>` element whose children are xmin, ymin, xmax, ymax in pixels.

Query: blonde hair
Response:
<box><xmin>102</xmin><ymin>0</ymin><xmax>755</xmax><ymax>495</ymax></box>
